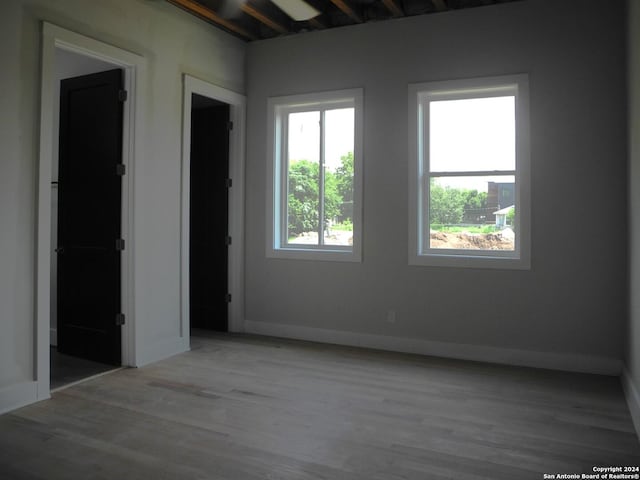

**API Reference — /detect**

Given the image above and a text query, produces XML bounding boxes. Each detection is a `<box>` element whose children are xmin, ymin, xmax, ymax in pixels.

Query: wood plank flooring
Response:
<box><xmin>1</xmin><ymin>332</ymin><xmax>639</xmax><ymax>479</ymax></box>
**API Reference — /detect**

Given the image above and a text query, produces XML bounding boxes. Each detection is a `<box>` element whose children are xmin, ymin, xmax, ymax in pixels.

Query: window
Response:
<box><xmin>267</xmin><ymin>89</ymin><xmax>363</xmax><ymax>261</ymax></box>
<box><xmin>408</xmin><ymin>75</ymin><xmax>530</xmax><ymax>269</ymax></box>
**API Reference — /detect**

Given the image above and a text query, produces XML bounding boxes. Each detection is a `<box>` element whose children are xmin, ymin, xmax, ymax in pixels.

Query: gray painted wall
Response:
<box><xmin>245</xmin><ymin>0</ymin><xmax>627</xmax><ymax>365</ymax></box>
<box><xmin>0</xmin><ymin>0</ymin><xmax>244</xmax><ymax>392</ymax></box>
<box><xmin>627</xmin><ymin>0</ymin><xmax>640</xmax><ymax>421</ymax></box>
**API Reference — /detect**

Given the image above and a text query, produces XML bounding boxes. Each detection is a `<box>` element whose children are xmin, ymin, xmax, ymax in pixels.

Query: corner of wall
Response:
<box><xmin>622</xmin><ymin>365</ymin><xmax>640</xmax><ymax>441</ymax></box>
<box><xmin>0</xmin><ymin>382</ymin><xmax>40</xmax><ymax>416</ymax></box>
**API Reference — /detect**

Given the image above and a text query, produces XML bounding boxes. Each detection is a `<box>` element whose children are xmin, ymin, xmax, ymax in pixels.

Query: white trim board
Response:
<box><xmin>244</xmin><ymin>320</ymin><xmax>621</xmax><ymax>376</ymax></box>
<box><xmin>622</xmin><ymin>366</ymin><xmax>640</xmax><ymax>442</ymax></box>
<box><xmin>181</xmin><ymin>74</ymin><xmax>246</xmax><ymax>342</ymax></box>
<box><xmin>36</xmin><ymin>23</ymin><xmax>147</xmax><ymax>409</ymax></box>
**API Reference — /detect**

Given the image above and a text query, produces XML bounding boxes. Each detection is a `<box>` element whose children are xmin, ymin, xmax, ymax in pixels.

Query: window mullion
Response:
<box><xmin>318</xmin><ymin>110</ymin><xmax>325</xmax><ymax>246</ymax></box>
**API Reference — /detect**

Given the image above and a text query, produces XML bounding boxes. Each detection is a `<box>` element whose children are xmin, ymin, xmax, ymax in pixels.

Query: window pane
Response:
<box><xmin>324</xmin><ymin>108</ymin><xmax>354</xmax><ymax>246</ymax></box>
<box><xmin>287</xmin><ymin>111</ymin><xmax>320</xmax><ymax>245</ymax></box>
<box><xmin>429</xmin><ymin>96</ymin><xmax>515</xmax><ymax>173</ymax></box>
<box><xmin>428</xmin><ymin>175</ymin><xmax>515</xmax><ymax>251</ymax></box>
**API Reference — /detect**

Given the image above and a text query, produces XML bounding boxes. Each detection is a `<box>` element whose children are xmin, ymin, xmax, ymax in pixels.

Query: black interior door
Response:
<box><xmin>190</xmin><ymin>96</ymin><xmax>230</xmax><ymax>332</ymax></box>
<box><xmin>57</xmin><ymin>69</ymin><xmax>124</xmax><ymax>365</ymax></box>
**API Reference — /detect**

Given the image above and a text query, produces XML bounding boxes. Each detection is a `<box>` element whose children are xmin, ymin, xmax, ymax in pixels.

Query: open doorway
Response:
<box><xmin>190</xmin><ymin>95</ymin><xmax>230</xmax><ymax>332</ymax></box>
<box><xmin>49</xmin><ymin>48</ymin><xmax>125</xmax><ymax>389</ymax></box>
<box><xmin>180</xmin><ymin>75</ymin><xmax>246</xmax><ymax>345</ymax></box>
<box><xmin>37</xmin><ymin>23</ymin><xmax>143</xmax><ymax>401</ymax></box>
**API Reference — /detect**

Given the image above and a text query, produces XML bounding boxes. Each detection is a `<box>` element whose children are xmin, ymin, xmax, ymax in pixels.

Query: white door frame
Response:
<box><xmin>181</xmin><ymin>75</ymin><xmax>246</xmax><ymax>344</ymax></box>
<box><xmin>36</xmin><ymin>23</ymin><xmax>146</xmax><ymax>397</ymax></box>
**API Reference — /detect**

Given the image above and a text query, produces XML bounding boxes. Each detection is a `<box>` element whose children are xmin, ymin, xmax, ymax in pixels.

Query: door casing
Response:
<box><xmin>181</xmin><ymin>75</ymin><xmax>246</xmax><ymax>348</ymax></box>
<box><xmin>37</xmin><ymin>23</ymin><xmax>145</xmax><ymax>398</ymax></box>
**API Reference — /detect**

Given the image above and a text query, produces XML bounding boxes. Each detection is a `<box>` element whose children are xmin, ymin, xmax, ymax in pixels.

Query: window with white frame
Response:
<box><xmin>267</xmin><ymin>89</ymin><xmax>363</xmax><ymax>261</ymax></box>
<box><xmin>408</xmin><ymin>75</ymin><xmax>530</xmax><ymax>269</ymax></box>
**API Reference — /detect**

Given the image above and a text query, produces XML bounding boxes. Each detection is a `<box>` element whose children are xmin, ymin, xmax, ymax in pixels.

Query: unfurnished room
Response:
<box><xmin>2</xmin><ymin>0</ymin><xmax>640</xmax><ymax>478</ymax></box>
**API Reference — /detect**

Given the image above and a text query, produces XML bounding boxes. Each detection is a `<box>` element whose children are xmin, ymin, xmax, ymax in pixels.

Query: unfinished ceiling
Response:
<box><xmin>167</xmin><ymin>0</ymin><xmax>522</xmax><ymax>41</ymax></box>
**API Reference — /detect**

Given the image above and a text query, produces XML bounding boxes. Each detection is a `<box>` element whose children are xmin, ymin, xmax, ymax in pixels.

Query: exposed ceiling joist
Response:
<box><xmin>382</xmin><ymin>0</ymin><xmax>404</xmax><ymax>17</ymax></box>
<box><xmin>168</xmin><ymin>0</ymin><xmax>257</xmax><ymax>40</ymax></box>
<box><xmin>241</xmin><ymin>3</ymin><xmax>289</xmax><ymax>33</ymax></box>
<box><xmin>329</xmin><ymin>0</ymin><xmax>362</xmax><ymax>23</ymax></box>
<box><xmin>431</xmin><ymin>0</ymin><xmax>447</xmax><ymax>12</ymax></box>
<box><xmin>167</xmin><ymin>0</ymin><xmax>521</xmax><ymax>42</ymax></box>
<box><xmin>309</xmin><ymin>17</ymin><xmax>327</xmax><ymax>29</ymax></box>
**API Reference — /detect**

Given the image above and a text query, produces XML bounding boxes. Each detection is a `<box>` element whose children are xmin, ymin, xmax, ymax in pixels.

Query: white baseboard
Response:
<box><xmin>50</xmin><ymin>328</ymin><xmax>57</xmax><ymax>347</ymax></box>
<box><xmin>622</xmin><ymin>366</ymin><xmax>640</xmax><ymax>441</ymax></box>
<box><xmin>0</xmin><ymin>381</ymin><xmax>40</xmax><ymax>416</ymax></box>
<box><xmin>243</xmin><ymin>320</ymin><xmax>621</xmax><ymax>376</ymax></box>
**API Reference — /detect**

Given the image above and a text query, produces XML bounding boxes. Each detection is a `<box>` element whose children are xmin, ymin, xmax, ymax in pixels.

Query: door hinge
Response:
<box><xmin>118</xmin><ymin>90</ymin><xmax>128</xmax><ymax>102</ymax></box>
<box><xmin>116</xmin><ymin>238</ymin><xmax>125</xmax><ymax>251</ymax></box>
<box><xmin>225</xmin><ymin>236</ymin><xmax>232</xmax><ymax>246</ymax></box>
<box><xmin>226</xmin><ymin>294</ymin><xmax>232</xmax><ymax>303</ymax></box>
<box><xmin>115</xmin><ymin>313</ymin><xmax>125</xmax><ymax>326</ymax></box>
<box><xmin>116</xmin><ymin>164</ymin><xmax>126</xmax><ymax>176</ymax></box>
<box><xmin>227</xmin><ymin>121</ymin><xmax>234</xmax><ymax>131</ymax></box>
<box><xmin>225</xmin><ymin>178</ymin><xmax>233</xmax><ymax>188</ymax></box>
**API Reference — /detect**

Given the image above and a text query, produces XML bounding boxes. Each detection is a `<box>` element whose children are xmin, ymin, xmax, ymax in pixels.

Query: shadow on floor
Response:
<box><xmin>50</xmin><ymin>347</ymin><xmax>119</xmax><ymax>390</ymax></box>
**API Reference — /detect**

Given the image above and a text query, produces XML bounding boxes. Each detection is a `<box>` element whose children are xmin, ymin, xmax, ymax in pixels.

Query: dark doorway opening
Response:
<box><xmin>189</xmin><ymin>94</ymin><xmax>231</xmax><ymax>332</ymax></box>
<box><xmin>55</xmin><ymin>68</ymin><xmax>125</xmax><ymax>368</ymax></box>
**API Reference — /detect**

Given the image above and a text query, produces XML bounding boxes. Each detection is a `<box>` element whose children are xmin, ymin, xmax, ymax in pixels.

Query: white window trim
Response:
<box><xmin>266</xmin><ymin>89</ymin><xmax>363</xmax><ymax>262</ymax></box>
<box><xmin>408</xmin><ymin>74</ymin><xmax>531</xmax><ymax>270</ymax></box>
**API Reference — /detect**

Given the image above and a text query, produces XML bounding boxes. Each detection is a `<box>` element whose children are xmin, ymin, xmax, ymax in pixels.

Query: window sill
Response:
<box><xmin>409</xmin><ymin>252</ymin><xmax>530</xmax><ymax>270</ymax></box>
<box><xmin>267</xmin><ymin>246</ymin><xmax>361</xmax><ymax>263</ymax></box>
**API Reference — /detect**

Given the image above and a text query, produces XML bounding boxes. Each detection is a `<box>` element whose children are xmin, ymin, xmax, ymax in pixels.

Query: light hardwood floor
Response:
<box><xmin>1</xmin><ymin>332</ymin><xmax>639</xmax><ymax>479</ymax></box>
